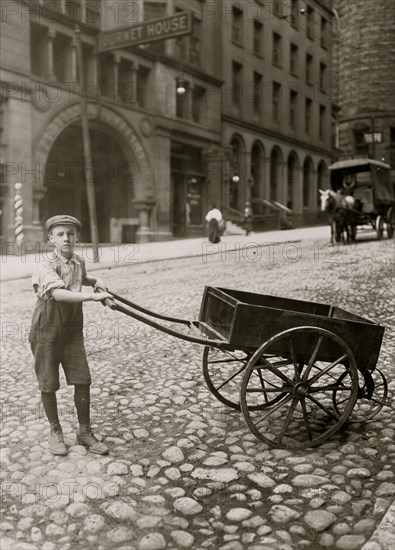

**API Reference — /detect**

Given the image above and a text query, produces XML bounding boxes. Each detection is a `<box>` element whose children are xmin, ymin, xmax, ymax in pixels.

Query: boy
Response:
<box><xmin>29</xmin><ymin>215</ymin><xmax>112</xmax><ymax>456</ymax></box>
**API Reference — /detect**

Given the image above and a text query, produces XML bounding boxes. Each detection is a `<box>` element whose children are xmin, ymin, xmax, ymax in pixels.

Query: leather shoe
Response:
<box><xmin>49</xmin><ymin>424</ymin><xmax>67</xmax><ymax>456</ymax></box>
<box><xmin>77</xmin><ymin>428</ymin><xmax>108</xmax><ymax>455</ymax></box>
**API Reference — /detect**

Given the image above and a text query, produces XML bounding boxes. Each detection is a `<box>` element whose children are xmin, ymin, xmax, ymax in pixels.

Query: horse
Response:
<box><xmin>319</xmin><ymin>189</ymin><xmax>356</xmax><ymax>244</ymax></box>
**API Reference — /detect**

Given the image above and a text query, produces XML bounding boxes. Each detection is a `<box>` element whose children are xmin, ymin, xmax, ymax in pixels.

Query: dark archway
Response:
<box><xmin>251</xmin><ymin>141</ymin><xmax>265</xmax><ymax>201</ymax></box>
<box><xmin>303</xmin><ymin>156</ymin><xmax>314</xmax><ymax>208</ymax></box>
<box><xmin>42</xmin><ymin>124</ymin><xmax>135</xmax><ymax>242</ymax></box>
<box><xmin>230</xmin><ymin>135</ymin><xmax>244</xmax><ymax>211</ymax></box>
<box><xmin>287</xmin><ymin>151</ymin><xmax>299</xmax><ymax>209</ymax></box>
<box><xmin>270</xmin><ymin>146</ymin><xmax>283</xmax><ymax>201</ymax></box>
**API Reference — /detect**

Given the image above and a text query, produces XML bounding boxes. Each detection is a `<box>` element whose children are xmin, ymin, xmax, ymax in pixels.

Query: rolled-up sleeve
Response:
<box><xmin>32</xmin><ymin>261</ymin><xmax>66</xmax><ymax>299</ymax></box>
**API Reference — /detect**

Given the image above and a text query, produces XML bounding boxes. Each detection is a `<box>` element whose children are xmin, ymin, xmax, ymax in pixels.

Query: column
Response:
<box><xmin>70</xmin><ymin>35</ymin><xmax>78</xmax><ymax>83</ymax></box>
<box><xmin>46</xmin><ymin>29</ymin><xmax>56</xmax><ymax>81</ymax></box>
<box><xmin>131</xmin><ymin>62</ymin><xmax>138</xmax><ymax>104</ymax></box>
<box><xmin>133</xmin><ymin>200</ymin><xmax>156</xmax><ymax>242</ymax></box>
<box><xmin>113</xmin><ymin>53</ymin><xmax>120</xmax><ymax>102</ymax></box>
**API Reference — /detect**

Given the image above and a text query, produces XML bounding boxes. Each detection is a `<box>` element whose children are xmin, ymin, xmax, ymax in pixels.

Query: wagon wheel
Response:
<box><xmin>386</xmin><ymin>207</ymin><xmax>395</xmax><ymax>238</ymax></box>
<box><xmin>203</xmin><ymin>347</ymin><xmax>286</xmax><ymax>411</ymax></box>
<box><xmin>376</xmin><ymin>215</ymin><xmax>384</xmax><ymax>240</ymax></box>
<box><xmin>333</xmin><ymin>368</ymin><xmax>388</xmax><ymax>422</ymax></box>
<box><xmin>240</xmin><ymin>327</ymin><xmax>359</xmax><ymax>449</ymax></box>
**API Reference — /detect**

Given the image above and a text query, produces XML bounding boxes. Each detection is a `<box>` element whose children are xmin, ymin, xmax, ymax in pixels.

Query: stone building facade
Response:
<box><xmin>0</xmin><ymin>0</ymin><xmax>334</xmax><ymax>244</ymax></box>
<box><xmin>332</xmin><ymin>0</ymin><xmax>395</xmax><ymax>177</ymax></box>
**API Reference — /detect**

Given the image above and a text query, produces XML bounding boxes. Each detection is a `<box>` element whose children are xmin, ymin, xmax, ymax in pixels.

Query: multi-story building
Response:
<box><xmin>216</xmin><ymin>0</ymin><xmax>334</xmax><ymax>227</ymax></box>
<box><xmin>0</xmin><ymin>0</ymin><xmax>334</xmax><ymax>244</ymax></box>
<box><xmin>332</xmin><ymin>0</ymin><xmax>395</xmax><ymax>178</ymax></box>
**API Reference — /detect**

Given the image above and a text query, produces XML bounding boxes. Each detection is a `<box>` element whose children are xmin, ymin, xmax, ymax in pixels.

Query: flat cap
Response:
<box><xmin>45</xmin><ymin>215</ymin><xmax>82</xmax><ymax>232</ymax></box>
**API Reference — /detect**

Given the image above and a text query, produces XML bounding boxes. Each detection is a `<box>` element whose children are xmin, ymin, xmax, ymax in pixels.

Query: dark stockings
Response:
<box><xmin>74</xmin><ymin>384</ymin><xmax>90</xmax><ymax>427</ymax></box>
<box><xmin>41</xmin><ymin>392</ymin><xmax>60</xmax><ymax>425</ymax></box>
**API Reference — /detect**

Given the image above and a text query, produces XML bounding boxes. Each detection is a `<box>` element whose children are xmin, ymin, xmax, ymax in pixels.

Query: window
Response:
<box><xmin>175</xmin><ymin>17</ymin><xmax>201</xmax><ymax>66</ymax></box>
<box><xmin>306</xmin><ymin>5</ymin><xmax>314</xmax><ymax>39</ymax></box>
<box><xmin>253</xmin><ymin>20</ymin><xmax>263</xmax><ymax>55</ymax></box>
<box><xmin>321</xmin><ymin>17</ymin><xmax>328</xmax><ymax>48</ymax></box>
<box><xmin>253</xmin><ymin>72</ymin><xmax>263</xmax><ymax>115</ymax></box>
<box><xmin>232</xmin><ymin>6</ymin><xmax>243</xmax><ymax>44</ymax></box>
<box><xmin>319</xmin><ymin>105</ymin><xmax>326</xmax><ymax>139</ymax></box>
<box><xmin>30</xmin><ymin>23</ymin><xmax>47</xmax><ymax>77</ymax></box>
<box><xmin>232</xmin><ymin>61</ymin><xmax>242</xmax><ymax>106</ymax></box>
<box><xmin>272</xmin><ymin>82</ymin><xmax>281</xmax><ymax>123</ymax></box>
<box><xmin>0</xmin><ymin>99</ymin><xmax>6</xmax><ymax>151</ymax></box>
<box><xmin>192</xmin><ymin>85</ymin><xmax>206</xmax><ymax>123</ymax></box>
<box><xmin>290</xmin><ymin>43</ymin><xmax>298</xmax><ymax>74</ymax></box>
<box><xmin>118</xmin><ymin>59</ymin><xmax>135</xmax><ymax>103</ymax></box>
<box><xmin>390</xmin><ymin>127</ymin><xmax>395</xmax><ymax>164</ymax></box>
<box><xmin>305</xmin><ymin>98</ymin><xmax>312</xmax><ymax>134</ymax></box>
<box><xmin>306</xmin><ymin>53</ymin><xmax>313</xmax><ymax>84</ymax></box>
<box><xmin>320</xmin><ymin>62</ymin><xmax>327</xmax><ymax>91</ymax></box>
<box><xmin>53</xmin><ymin>33</ymin><xmax>71</xmax><ymax>83</ymax></box>
<box><xmin>273</xmin><ymin>0</ymin><xmax>282</xmax><ymax>16</ymax></box>
<box><xmin>99</xmin><ymin>53</ymin><xmax>113</xmax><ymax>98</ymax></box>
<box><xmin>289</xmin><ymin>89</ymin><xmax>298</xmax><ymax>128</ymax></box>
<box><xmin>290</xmin><ymin>0</ymin><xmax>299</xmax><ymax>27</ymax></box>
<box><xmin>144</xmin><ymin>2</ymin><xmax>166</xmax><ymax>53</ymax></box>
<box><xmin>273</xmin><ymin>33</ymin><xmax>282</xmax><ymax>66</ymax></box>
<box><xmin>137</xmin><ymin>66</ymin><xmax>150</xmax><ymax>108</ymax></box>
<box><xmin>65</xmin><ymin>1</ymin><xmax>82</xmax><ymax>24</ymax></box>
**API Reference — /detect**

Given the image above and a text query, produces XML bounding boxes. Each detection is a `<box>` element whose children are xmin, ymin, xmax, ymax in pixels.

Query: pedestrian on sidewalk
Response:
<box><xmin>28</xmin><ymin>215</ymin><xmax>112</xmax><ymax>456</ymax></box>
<box><xmin>205</xmin><ymin>203</ymin><xmax>223</xmax><ymax>244</ymax></box>
<box><xmin>242</xmin><ymin>202</ymin><xmax>253</xmax><ymax>236</ymax></box>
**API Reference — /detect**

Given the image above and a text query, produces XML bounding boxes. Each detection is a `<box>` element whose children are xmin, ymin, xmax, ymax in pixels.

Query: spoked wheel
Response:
<box><xmin>333</xmin><ymin>368</ymin><xmax>388</xmax><ymax>422</ymax></box>
<box><xmin>376</xmin><ymin>215</ymin><xmax>384</xmax><ymax>240</ymax></box>
<box><xmin>386</xmin><ymin>207</ymin><xmax>395</xmax><ymax>238</ymax></box>
<box><xmin>240</xmin><ymin>327</ymin><xmax>359</xmax><ymax>449</ymax></box>
<box><xmin>203</xmin><ymin>346</ymin><xmax>250</xmax><ymax>410</ymax></box>
<box><xmin>203</xmin><ymin>346</ymin><xmax>284</xmax><ymax>411</ymax></box>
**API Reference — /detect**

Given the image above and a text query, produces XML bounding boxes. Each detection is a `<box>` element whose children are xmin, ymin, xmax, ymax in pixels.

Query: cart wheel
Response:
<box><xmin>376</xmin><ymin>215</ymin><xmax>384</xmax><ymax>240</ymax></box>
<box><xmin>386</xmin><ymin>207</ymin><xmax>395</xmax><ymax>238</ymax></box>
<box><xmin>203</xmin><ymin>346</ymin><xmax>249</xmax><ymax>410</ymax></box>
<box><xmin>240</xmin><ymin>326</ymin><xmax>359</xmax><ymax>449</ymax></box>
<box><xmin>333</xmin><ymin>368</ymin><xmax>388</xmax><ymax>422</ymax></box>
<box><xmin>202</xmin><ymin>347</ymin><xmax>285</xmax><ymax>411</ymax></box>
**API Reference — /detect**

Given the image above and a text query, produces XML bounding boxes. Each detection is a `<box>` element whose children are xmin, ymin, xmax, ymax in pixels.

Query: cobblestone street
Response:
<box><xmin>1</xmin><ymin>233</ymin><xmax>394</xmax><ymax>550</ymax></box>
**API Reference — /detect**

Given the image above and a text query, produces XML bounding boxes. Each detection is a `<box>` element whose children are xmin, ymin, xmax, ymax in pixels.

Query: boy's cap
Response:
<box><xmin>45</xmin><ymin>215</ymin><xmax>82</xmax><ymax>232</ymax></box>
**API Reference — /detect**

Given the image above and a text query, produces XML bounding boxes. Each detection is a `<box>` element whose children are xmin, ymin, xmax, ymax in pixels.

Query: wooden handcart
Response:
<box><xmin>105</xmin><ymin>286</ymin><xmax>387</xmax><ymax>450</ymax></box>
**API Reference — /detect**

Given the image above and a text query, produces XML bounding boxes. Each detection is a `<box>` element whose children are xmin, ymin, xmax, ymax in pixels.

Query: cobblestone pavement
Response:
<box><xmin>1</xmin><ymin>234</ymin><xmax>394</xmax><ymax>550</ymax></box>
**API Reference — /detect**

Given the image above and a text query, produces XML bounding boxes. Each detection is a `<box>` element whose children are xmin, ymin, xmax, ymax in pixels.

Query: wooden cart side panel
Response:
<box><xmin>199</xmin><ymin>287</ymin><xmax>238</xmax><ymax>342</ymax></box>
<box><xmin>331</xmin><ymin>306</ymin><xmax>375</xmax><ymax>324</ymax></box>
<box><xmin>217</xmin><ymin>287</ymin><xmax>332</xmax><ymax>317</ymax></box>
<box><xmin>229</xmin><ymin>306</ymin><xmax>384</xmax><ymax>372</ymax></box>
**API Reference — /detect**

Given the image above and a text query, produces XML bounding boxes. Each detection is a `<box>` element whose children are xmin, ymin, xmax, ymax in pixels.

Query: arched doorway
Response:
<box><xmin>303</xmin><ymin>156</ymin><xmax>314</xmax><ymax>208</ymax></box>
<box><xmin>287</xmin><ymin>151</ymin><xmax>299</xmax><ymax>210</ymax></box>
<box><xmin>251</xmin><ymin>141</ymin><xmax>265</xmax><ymax>212</ymax></box>
<box><xmin>42</xmin><ymin>123</ymin><xmax>135</xmax><ymax>242</ymax></box>
<box><xmin>229</xmin><ymin>136</ymin><xmax>244</xmax><ymax>212</ymax></box>
<box><xmin>270</xmin><ymin>146</ymin><xmax>283</xmax><ymax>201</ymax></box>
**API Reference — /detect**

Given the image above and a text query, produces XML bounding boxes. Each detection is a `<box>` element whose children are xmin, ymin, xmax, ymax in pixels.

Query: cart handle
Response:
<box><xmin>104</xmin><ymin>296</ymin><xmax>226</xmax><ymax>348</ymax></box>
<box><xmin>106</xmin><ymin>290</ymin><xmax>198</xmax><ymax>327</ymax></box>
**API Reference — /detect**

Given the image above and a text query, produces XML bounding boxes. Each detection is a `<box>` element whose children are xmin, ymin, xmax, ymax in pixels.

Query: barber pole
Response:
<box><xmin>14</xmin><ymin>182</ymin><xmax>24</xmax><ymax>245</ymax></box>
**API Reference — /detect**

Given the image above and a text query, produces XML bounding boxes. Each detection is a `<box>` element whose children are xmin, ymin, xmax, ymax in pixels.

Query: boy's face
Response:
<box><xmin>48</xmin><ymin>224</ymin><xmax>78</xmax><ymax>259</ymax></box>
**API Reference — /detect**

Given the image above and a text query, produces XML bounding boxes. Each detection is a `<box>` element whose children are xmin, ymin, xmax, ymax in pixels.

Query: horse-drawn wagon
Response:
<box><xmin>105</xmin><ymin>286</ymin><xmax>388</xmax><ymax>450</ymax></box>
<box><xmin>322</xmin><ymin>159</ymin><xmax>395</xmax><ymax>242</ymax></box>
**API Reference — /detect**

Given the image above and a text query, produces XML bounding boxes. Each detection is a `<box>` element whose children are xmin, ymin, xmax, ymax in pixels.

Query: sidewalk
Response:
<box><xmin>0</xmin><ymin>225</ymin><xmax>330</xmax><ymax>281</ymax></box>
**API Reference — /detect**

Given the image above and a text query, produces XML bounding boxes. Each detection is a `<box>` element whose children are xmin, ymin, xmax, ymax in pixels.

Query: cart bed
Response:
<box><xmin>199</xmin><ymin>287</ymin><xmax>384</xmax><ymax>372</ymax></box>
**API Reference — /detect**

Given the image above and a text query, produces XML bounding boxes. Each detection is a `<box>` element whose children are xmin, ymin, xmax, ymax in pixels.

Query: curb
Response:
<box><xmin>361</xmin><ymin>501</ymin><xmax>395</xmax><ymax>550</ymax></box>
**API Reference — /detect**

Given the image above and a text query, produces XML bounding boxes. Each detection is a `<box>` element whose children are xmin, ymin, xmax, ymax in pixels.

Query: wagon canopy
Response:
<box><xmin>329</xmin><ymin>159</ymin><xmax>394</xmax><ymax>205</ymax></box>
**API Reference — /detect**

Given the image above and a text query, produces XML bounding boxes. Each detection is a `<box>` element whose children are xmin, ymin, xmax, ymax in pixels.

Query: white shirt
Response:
<box><xmin>205</xmin><ymin>208</ymin><xmax>223</xmax><ymax>222</ymax></box>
